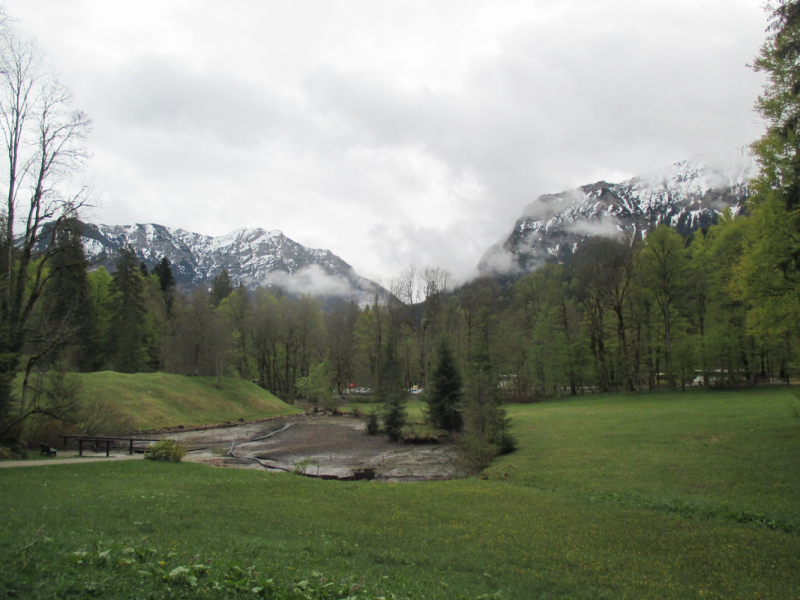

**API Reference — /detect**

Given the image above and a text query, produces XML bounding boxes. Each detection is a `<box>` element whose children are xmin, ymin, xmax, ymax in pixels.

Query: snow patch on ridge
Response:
<box><xmin>80</xmin><ymin>222</ymin><xmax>379</xmax><ymax>303</ymax></box>
<box><xmin>479</xmin><ymin>147</ymin><xmax>759</xmax><ymax>275</ymax></box>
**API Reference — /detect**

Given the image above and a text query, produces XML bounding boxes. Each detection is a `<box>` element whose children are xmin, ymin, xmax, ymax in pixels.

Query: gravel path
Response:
<box><xmin>0</xmin><ymin>454</ymin><xmax>143</xmax><ymax>468</ymax></box>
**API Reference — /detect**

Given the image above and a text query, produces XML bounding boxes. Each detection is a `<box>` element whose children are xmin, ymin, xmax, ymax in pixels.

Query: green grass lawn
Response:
<box><xmin>489</xmin><ymin>387</ymin><xmax>800</xmax><ymax>528</ymax></box>
<box><xmin>341</xmin><ymin>399</ymin><xmax>428</xmax><ymax>423</ymax></box>
<box><xmin>1</xmin><ymin>386</ymin><xmax>798</xmax><ymax>599</ymax></box>
<box><xmin>75</xmin><ymin>371</ymin><xmax>301</xmax><ymax>430</ymax></box>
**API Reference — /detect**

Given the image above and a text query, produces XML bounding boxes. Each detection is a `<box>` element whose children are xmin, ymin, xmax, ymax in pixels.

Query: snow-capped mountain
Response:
<box><xmin>80</xmin><ymin>222</ymin><xmax>378</xmax><ymax>301</ymax></box>
<box><xmin>479</xmin><ymin>148</ymin><xmax>759</xmax><ymax>274</ymax></box>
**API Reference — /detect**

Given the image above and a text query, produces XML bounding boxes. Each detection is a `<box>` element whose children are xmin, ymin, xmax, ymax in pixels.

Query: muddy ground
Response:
<box><xmin>151</xmin><ymin>415</ymin><xmax>465</xmax><ymax>482</ymax></box>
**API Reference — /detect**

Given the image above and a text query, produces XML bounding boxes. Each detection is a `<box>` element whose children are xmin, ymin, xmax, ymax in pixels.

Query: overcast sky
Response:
<box><xmin>6</xmin><ymin>0</ymin><xmax>769</xmax><ymax>283</ymax></box>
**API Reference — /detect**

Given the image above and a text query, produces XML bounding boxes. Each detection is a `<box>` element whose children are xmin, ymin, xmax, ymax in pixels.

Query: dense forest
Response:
<box><xmin>3</xmin><ymin>0</ymin><xmax>800</xmax><ymax>459</ymax></box>
<box><xmin>8</xmin><ymin>212</ymin><xmax>795</xmax><ymax>409</ymax></box>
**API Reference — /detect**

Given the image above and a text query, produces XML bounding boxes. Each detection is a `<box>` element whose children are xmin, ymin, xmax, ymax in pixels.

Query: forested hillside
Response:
<box><xmin>7</xmin><ymin>212</ymin><xmax>796</xmax><ymax>408</ymax></box>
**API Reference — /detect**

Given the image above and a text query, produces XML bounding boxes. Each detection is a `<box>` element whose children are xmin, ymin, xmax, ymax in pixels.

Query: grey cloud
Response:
<box><xmin>565</xmin><ymin>217</ymin><xmax>623</xmax><ymax>238</ymax></box>
<box><xmin>18</xmin><ymin>0</ymin><xmax>768</xmax><ymax>286</ymax></box>
<box><xmin>87</xmin><ymin>56</ymin><xmax>298</xmax><ymax>147</ymax></box>
<box><xmin>260</xmin><ymin>264</ymin><xmax>357</xmax><ymax>298</ymax></box>
<box><xmin>478</xmin><ymin>244</ymin><xmax>523</xmax><ymax>276</ymax></box>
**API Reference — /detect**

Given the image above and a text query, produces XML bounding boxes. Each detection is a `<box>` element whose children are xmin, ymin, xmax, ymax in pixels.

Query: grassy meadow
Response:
<box><xmin>489</xmin><ymin>387</ymin><xmax>800</xmax><ymax>528</ymax></box>
<box><xmin>70</xmin><ymin>372</ymin><xmax>300</xmax><ymax>431</ymax></box>
<box><xmin>1</xmin><ymin>386</ymin><xmax>799</xmax><ymax>599</ymax></box>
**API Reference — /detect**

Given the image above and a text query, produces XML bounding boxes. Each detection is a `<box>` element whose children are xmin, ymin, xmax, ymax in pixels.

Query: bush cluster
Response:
<box><xmin>144</xmin><ymin>439</ymin><xmax>186</xmax><ymax>462</ymax></box>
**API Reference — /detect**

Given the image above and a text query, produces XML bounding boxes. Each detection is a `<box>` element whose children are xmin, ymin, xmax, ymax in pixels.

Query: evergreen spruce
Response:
<box><xmin>153</xmin><ymin>257</ymin><xmax>176</xmax><ymax>315</ymax></box>
<box><xmin>379</xmin><ymin>330</ymin><xmax>406</xmax><ymax>442</ymax></box>
<box><xmin>427</xmin><ymin>339</ymin><xmax>462</xmax><ymax>432</ymax></box>
<box><xmin>39</xmin><ymin>220</ymin><xmax>97</xmax><ymax>371</ymax></box>
<box><xmin>211</xmin><ymin>268</ymin><xmax>234</xmax><ymax>306</ymax></box>
<box><xmin>109</xmin><ymin>245</ymin><xmax>147</xmax><ymax>373</ymax></box>
<box><xmin>153</xmin><ymin>257</ymin><xmax>176</xmax><ymax>292</ymax></box>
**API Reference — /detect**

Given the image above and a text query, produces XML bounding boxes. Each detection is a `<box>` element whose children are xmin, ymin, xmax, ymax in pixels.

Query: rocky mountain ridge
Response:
<box><xmin>80</xmin><ymin>222</ymin><xmax>378</xmax><ymax>301</ymax></box>
<box><xmin>479</xmin><ymin>147</ymin><xmax>759</xmax><ymax>274</ymax></box>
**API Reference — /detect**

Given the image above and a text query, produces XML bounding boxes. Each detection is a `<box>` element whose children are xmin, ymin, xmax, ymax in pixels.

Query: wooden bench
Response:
<box><xmin>40</xmin><ymin>442</ymin><xmax>58</xmax><ymax>456</ymax></box>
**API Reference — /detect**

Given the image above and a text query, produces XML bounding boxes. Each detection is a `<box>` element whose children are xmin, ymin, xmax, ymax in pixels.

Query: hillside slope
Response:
<box><xmin>76</xmin><ymin>372</ymin><xmax>300</xmax><ymax>431</ymax></box>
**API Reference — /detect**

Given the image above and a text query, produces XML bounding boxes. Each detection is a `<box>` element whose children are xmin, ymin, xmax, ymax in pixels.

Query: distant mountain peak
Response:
<box><xmin>479</xmin><ymin>147</ymin><xmax>758</xmax><ymax>275</ymax></box>
<box><xmin>80</xmin><ymin>222</ymin><xmax>378</xmax><ymax>302</ymax></box>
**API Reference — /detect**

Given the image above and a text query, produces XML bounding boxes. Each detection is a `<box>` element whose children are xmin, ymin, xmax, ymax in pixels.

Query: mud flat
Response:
<box><xmin>162</xmin><ymin>415</ymin><xmax>465</xmax><ymax>481</ymax></box>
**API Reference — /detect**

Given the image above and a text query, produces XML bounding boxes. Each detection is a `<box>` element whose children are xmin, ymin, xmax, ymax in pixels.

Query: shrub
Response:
<box><xmin>365</xmin><ymin>409</ymin><xmax>380</xmax><ymax>435</ymax></box>
<box><xmin>320</xmin><ymin>392</ymin><xmax>341</xmax><ymax>415</ymax></box>
<box><xmin>459</xmin><ymin>350</ymin><xmax>516</xmax><ymax>472</ymax></box>
<box><xmin>144</xmin><ymin>439</ymin><xmax>186</xmax><ymax>462</ymax></box>
<box><xmin>382</xmin><ymin>392</ymin><xmax>407</xmax><ymax>442</ymax></box>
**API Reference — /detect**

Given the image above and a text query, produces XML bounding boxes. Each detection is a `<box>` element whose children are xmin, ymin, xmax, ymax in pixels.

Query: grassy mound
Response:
<box><xmin>76</xmin><ymin>371</ymin><xmax>300</xmax><ymax>431</ymax></box>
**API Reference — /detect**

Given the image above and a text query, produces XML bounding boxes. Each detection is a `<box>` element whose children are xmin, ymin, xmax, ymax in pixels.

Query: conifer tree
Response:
<box><xmin>153</xmin><ymin>257</ymin><xmax>176</xmax><ymax>292</ymax></box>
<box><xmin>153</xmin><ymin>257</ymin><xmax>176</xmax><ymax>315</ymax></box>
<box><xmin>108</xmin><ymin>246</ymin><xmax>147</xmax><ymax>373</ymax></box>
<box><xmin>427</xmin><ymin>339</ymin><xmax>462</xmax><ymax>432</ymax></box>
<box><xmin>211</xmin><ymin>268</ymin><xmax>234</xmax><ymax>306</ymax></box>
<box><xmin>39</xmin><ymin>220</ymin><xmax>97</xmax><ymax>371</ymax></box>
<box><xmin>380</xmin><ymin>329</ymin><xmax>406</xmax><ymax>442</ymax></box>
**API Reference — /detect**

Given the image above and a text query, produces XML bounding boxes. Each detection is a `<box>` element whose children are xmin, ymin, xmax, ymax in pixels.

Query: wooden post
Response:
<box><xmin>129</xmin><ymin>439</ymin><xmax>134</xmax><ymax>455</ymax></box>
<box><xmin>105</xmin><ymin>440</ymin><xmax>110</xmax><ymax>457</ymax></box>
<box><xmin>78</xmin><ymin>439</ymin><xmax>83</xmax><ymax>457</ymax></box>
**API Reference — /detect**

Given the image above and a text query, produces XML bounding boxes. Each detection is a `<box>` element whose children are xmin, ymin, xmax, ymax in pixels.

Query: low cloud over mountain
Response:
<box><xmin>80</xmin><ymin>222</ymin><xmax>379</xmax><ymax>303</ymax></box>
<box><xmin>479</xmin><ymin>148</ymin><xmax>758</xmax><ymax>275</ymax></box>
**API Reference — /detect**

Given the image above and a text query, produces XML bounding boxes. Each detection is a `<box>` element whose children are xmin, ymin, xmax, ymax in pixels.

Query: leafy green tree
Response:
<box><xmin>461</xmin><ymin>344</ymin><xmax>514</xmax><ymax>472</ymax></box>
<box><xmin>142</xmin><ymin>272</ymin><xmax>168</xmax><ymax>371</ymax></box>
<box><xmin>249</xmin><ymin>289</ymin><xmax>281</xmax><ymax>391</ymax></box>
<box><xmin>354</xmin><ymin>287</ymin><xmax>387</xmax><ymax>391</ymax></box>
<box><xmin>87</xmin><ymin>267</ymin><xmax>114</xmax><ymax>368</ymax></box>
<box><xmin>218</xmin><ymin>285</ymin><xmax>252</xmax><ymax>379</ymax></box>
<box><xmin>455</xmin><ymin>276</ymin><xmax>503</xmax><ymax>377</ymax></box>
<box><xmin>325</xmin><ymin>299</ymin><xmax>359</xmax><ymax>394</ymax></box>
<box><xmin>740</xmin><ymin>0</ymin><xmax>800</xmax><ymax>375</ymax></box>
<box><xmin>427</xmin><ymin>339</ymin><xmax>462</xmax><ymax>432</ymax></box>
<box><xmin>639</xmin><ymin>225</ymin><xmax>688</xmax><ymax>388</ymax></box>
<box><xmin>161</xmin><ymin>286</ymin><xmax>226</xmax><ymax>377</ymax></box>
<box><xmin>695</xmin><ymin>214</ymin><xmax>755</xmax><ymax>386</ymax></box>
<box><xmin>504</xmin><ymin>264</ymin><xmax>581</xmax><ymax>398</ymax></box>
<box><xmin>296</xmin><ymin>358</ymin><xmax>327</xmax><ymax>401</ymax></box>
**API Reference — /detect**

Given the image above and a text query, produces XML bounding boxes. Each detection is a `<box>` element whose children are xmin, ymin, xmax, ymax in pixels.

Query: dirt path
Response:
<box><xmin>0</xmin><ymin>454</ymin><xmax>143</xmax><ymax>468</ymax></box>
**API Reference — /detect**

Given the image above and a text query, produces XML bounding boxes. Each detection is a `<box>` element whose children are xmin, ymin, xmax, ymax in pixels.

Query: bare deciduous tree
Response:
<box><xmin>0</xmin><ymin>23</ymin><xmax>93</xmax><ymax>441</ymax></box>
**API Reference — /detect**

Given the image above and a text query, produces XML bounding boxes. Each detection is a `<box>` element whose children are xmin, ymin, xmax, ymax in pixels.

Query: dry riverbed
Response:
<box><xmin>157</xmin><ymin>415</ymin><xmax>465</xmax><ymax>481</ymax></box>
